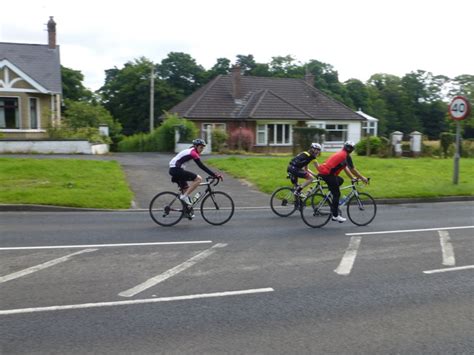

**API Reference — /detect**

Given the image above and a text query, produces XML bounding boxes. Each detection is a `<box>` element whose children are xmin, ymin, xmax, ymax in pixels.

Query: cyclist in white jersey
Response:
<box><xmin>169</xmin><ymin>138</ymin><xmax>222</xmax><ymax>205</ymax></box>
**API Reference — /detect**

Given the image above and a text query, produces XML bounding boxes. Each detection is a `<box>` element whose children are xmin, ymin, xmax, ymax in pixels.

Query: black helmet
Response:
<box><xmin>343</xmin><ymin>140</ymin><xmax>355</xmax><ymax>152</ymax></box>
<box><xmin>192</xmin><ymin>138</ymin><xmax>206</xmax><ymax>146</ymax></box>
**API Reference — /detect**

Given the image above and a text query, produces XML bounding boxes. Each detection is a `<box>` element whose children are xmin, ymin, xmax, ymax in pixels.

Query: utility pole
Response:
<box><xmin>149</xmin><ymin>65</ymin><xmax>155</xmax><ymax>132</ymax></box>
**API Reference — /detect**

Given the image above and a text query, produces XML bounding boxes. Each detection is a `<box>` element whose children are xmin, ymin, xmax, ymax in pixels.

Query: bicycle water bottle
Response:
<box><xmin>339</xmin><ymin>195</ymin><xmax>347</xmax><ymax>206</ymax></box>
<box><xmin>193</xmin><ymin>192</ymin><xmax>201</xmax><ymax>203</ymax></box>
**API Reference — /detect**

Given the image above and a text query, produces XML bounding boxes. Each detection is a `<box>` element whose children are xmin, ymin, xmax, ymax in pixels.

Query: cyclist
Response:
<box><xmin>169</xmin><ymin>138</ymin><xmax>222</xmax><ymax>206</ymax></box>
<box><xmin>317</xmin><ymin>140</ymin><xmax>368</xmax><ymax>223</ymax></box>
<box><xmin>287</xmin><ymin>143</ymin><xmax>322</xmax><ymax>195</ymax></box>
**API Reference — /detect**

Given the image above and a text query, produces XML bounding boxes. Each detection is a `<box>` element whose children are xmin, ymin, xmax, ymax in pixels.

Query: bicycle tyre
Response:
<box><xmin>346</xmin><ymin>192</ymin><xmax>377</xmax><ymax>226</ymax></box>
<box><xmin>270</xmin><ymin>186</ymin><xmax>298</xmax><ymax>217</ymax></box>
<box><xmin>200</xmin><ymin>191</ymin><xmax>235</xmax><ymax>225</ymax></box>
<box><xmin>300</xmin><ymin>193</ymin><xmax>332</xmax><ymax>228</ymax></box>
<box><xmin>149</xmin><ymin>191</ymin><xmax>184</xmax><ymax>227</ymax></box>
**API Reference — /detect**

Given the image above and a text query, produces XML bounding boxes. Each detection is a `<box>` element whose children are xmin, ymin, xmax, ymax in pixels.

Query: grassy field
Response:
<box><xmin>207</xmin><ymin>154</ymin><xmax>474</xmax><ymax>199</ymax></box>
<box><xmin>0</xmin><ymin>158</ymin><xmax>133</xmax><ymax>209</ymax></box>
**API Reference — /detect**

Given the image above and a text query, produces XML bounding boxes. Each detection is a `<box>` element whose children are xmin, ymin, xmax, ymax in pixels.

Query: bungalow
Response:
<box><xmin>164</xmin><ymin>67</ymin><xmax>376</xmax><ymax>152</ymax></box>
<box><xmin>0</xmin><ymin>17</ymin><xmax>62</xmax><ymax>139</ymax></box>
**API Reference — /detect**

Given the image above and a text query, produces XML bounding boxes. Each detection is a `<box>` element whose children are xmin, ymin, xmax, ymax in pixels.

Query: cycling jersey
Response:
<box><xmin>317</xmin><ymin>149</ymin><xmax>354</xmax><ymax>176</ymax></box>
<box><xmin>288</xmin><ymin>151</ymin><xmax>315</xmax><ymax>169</ymax></box>
<box><xmin>169</xmin><ymin>147</ymin><xmax>215</xmax><ymax>177</ymax></box>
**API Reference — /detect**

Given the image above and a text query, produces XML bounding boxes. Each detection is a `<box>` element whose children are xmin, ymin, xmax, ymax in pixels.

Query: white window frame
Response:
<box><xmin>203</xmin><ymin>123</ymin><xmax>226</xmax><ymax>132</ymax></box>
<box><xmin>256</xmin><ymin>122</ymin><xmax>293</xmax><ymax>146</ymax></box>
<box><xmin>0</xmin><ymin>96</ymin><xmax>21</xmax><ymax>129</ymax></box>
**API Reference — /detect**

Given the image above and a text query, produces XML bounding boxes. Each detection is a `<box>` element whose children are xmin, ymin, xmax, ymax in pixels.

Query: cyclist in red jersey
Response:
<box><xmin>317</xmin><ymin>141</ymin><xmax>368</xmax><ymax>222</ymax></box>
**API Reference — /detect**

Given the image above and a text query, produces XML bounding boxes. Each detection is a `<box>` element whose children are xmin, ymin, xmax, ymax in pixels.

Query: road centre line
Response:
<box><xmin>334</xmin><ymin>237</ymin><xmax>361</xmax><ymax>276</ymax></box>
<box><xmin>0</xmin><ymin>249</ymin><xmax>97</xmax><ymax>284</ymax></box>
<box><xmin>423</xmin><ymin>265</ymin><xmax>474</xmax><ymax>274</ymax></box>
<box><xmin>0</xmin><ymin>241</ymin><xmax>212</xmax><ymax>251</ymax></box>
<box><xmin>438</xmin><ymin>230</ymin><xmax>455</xmax><ymax>266</ymax></box>
<box><xmin>0</xmin><ymin>288</ymin><xmax>275</xmax><ymax>316</ymax></box>
<box><xmin>346</xmin><ymin>225</ymin><xmax>474</xmax><ymax>236</ymax></box>
<box><xmin>119</xmin><ymin>243</ymin><xmax>228</xmax><ymax>298</ymax></box>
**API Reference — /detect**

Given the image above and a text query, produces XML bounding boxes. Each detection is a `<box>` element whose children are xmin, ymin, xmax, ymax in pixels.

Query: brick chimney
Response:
<box><xmin>47</xmin><ymin>16</ymin><xmax>56</xmax><ymax>49</ymax></box>
<box><xmin>304</xmin><ymin>69</ymin><xmax>314</xmax><ymax>86</ymax></box>
<box><xmin>232</xmin><ymin>65</ymin><xmax>241</xmax><ymax>100</ymax></box>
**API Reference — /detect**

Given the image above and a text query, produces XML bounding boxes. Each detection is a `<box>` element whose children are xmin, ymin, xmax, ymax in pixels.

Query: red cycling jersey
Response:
<box><xmin>317</xmin><ymin>149</ymin><xmax>353</xmax><ymax>176</ymax></box>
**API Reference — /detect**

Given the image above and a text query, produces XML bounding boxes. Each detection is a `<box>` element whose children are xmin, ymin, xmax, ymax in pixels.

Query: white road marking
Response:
<box><xmin>438</xmin><ymin>230</ymin><xmax>456</xmax><ymax>266</ymax></box>
<box><xmin>424</xmin><ymin>265</ymin><xmax>474</xmax><ymax>274</ymax></box>
<box><xmin>346</xmin><ymin>225</ymin><xmax>474</xmax><ymax>236</ymax></box>
<box><xmin>334</xmin><ymin>237</ymin><xmax>361</xmax><ymax>276</ymax></box>
<box><xmin>0</xmin><ymin>288</ymin><xmax>275</xmax><ymax>315</ymax></box>
<box><xmin>119</xmin><ymin>243</ymin><xmax>227</xmax><ymax>297</ymax></box>
<box><xmin>0</xmin><ymin>241</ymin><xmax>212</xmax><ymax>251</ymax></box>
<box><xmin>0</xmin><ymin>249</ymin><xmax>97</xmax><ymax>284</ymax></box>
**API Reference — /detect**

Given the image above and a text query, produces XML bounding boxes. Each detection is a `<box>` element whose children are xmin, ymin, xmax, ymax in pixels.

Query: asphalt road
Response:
<box><xmin>1</xmin><ymin>201</ymin><xmax>473</xmax><ymax>354</ymax></box>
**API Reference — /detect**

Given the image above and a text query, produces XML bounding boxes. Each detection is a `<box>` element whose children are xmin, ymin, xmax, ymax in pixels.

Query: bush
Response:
<box><xmin>211</xmin><ymin>128</ymin><xmax>228</xmax><ymax>152</ymax></box>
<box><xmin>440</xmin><ymin>132</ymin><xmax>455</xmax><ymax>158</ymax></box>
<box><xmin>292</xmin><ymin>127</ymin><xmax>326</xmax><ymax>154</ymax></box>
<box><xmin>228</xmin><ymin>128</ymin><xmax>254</xmax><ymax>151</ymax></box>
<box><xmin>47</xmin><ymin>124</ymin><xmax>112</xmax><ymax>144</ymax></box>
<box><xmin>355</xmin><ymin>136</ymin><xmax>382</xmax><ymax>156</ymax></box>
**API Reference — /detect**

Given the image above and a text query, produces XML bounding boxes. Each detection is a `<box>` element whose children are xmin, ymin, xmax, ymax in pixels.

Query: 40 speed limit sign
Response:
<box><xmin>448</xmin><ymin>96</ymin><xmax>471</xmax><ymax>120</ymax></box>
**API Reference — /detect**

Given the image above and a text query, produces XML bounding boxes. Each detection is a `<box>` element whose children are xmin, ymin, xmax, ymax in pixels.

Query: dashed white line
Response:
<box><xmin>119</xmin><ymin>243</ymin><xmax>227</xmax><ymax>297</ymax></box>
<box><xmin>0</xmin><ymin>241</ymin><xmax>212</xmax><ymax>251</ymax></box>
<box><xmin>424</xmin><ymin>265</ymin><xmax>474</xmax><ymax>274</ymax></box>
<box><xmin>0</xmin><ymin>249</ymin><xmax>97</xmax><ymax>284</ymax></box>
<box><xmin>0</xmin><ymin>288</ymin><xmax>275</xmax><ymax>315</ymax></box>
<box><xmin>438</xmin><ymin>230</ymin><xmax>455</xmax><ymax>266</ymax></box>
<box><xmin>334</xmin><ymin>237</ymin><xmax>361</xmax><ymax>276</ymax></box>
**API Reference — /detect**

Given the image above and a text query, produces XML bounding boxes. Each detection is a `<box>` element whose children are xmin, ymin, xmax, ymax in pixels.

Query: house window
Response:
<box><xmin>256</xmin><ymin>123</ymin><xmax>292</xmax><ymax>145</ymax></box>
<box><xmin>30</xmin><ymin>98</ymin><xmax>39</xmax><ymax>129</ymax></box>
<box><xmin>325</xmin><ymin>124</ymin><xmax>348</xmax><ymax>142</ymax></box>
<box><xmin>362</xmin><ymin>121</ymin><xmax>376</xmax><ymax>136</ymax></box>
<box><xmin>0</xmin><ymin>97</ymin><xmax>19</xmax><ymax>129</ymax></box>
<box><xmin>203</xmin><ymin>123</ymin><xmax>226</xmax><ymax>132</ymax></box>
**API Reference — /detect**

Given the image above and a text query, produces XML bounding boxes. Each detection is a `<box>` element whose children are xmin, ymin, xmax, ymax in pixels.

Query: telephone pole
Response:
<box><xmin>149</xmin><ymin>65</ymin><xmax>155</xmax><ymax>132</ymax></box>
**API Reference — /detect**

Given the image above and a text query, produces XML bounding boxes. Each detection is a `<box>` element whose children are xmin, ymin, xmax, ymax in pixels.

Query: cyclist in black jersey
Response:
<box><xmin>287</xmin><ymin>143</ymin><xmax>322</xmax><ymax>195</ymax></box>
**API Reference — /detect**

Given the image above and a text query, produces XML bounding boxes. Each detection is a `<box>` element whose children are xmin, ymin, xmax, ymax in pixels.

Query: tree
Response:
<box><xmin>236</xmin><ymin>54</ymin><xmax>257</xmax><ymax>75</ymax></box>
<box><xmin>344</xmin><ymin>79</ymin><xmax>369</xmax><ymax>110</ymax></box>
<box><xmin>61</xmin><ymin>65</ymin><xmax>94</xmax><ymax>102</ymax></box>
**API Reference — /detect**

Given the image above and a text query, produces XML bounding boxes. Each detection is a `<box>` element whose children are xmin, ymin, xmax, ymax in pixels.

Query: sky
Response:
<box><xmin>1</xmin><ymin>0</ymin><xmax>472</xmax><ymax>92</ymax></box>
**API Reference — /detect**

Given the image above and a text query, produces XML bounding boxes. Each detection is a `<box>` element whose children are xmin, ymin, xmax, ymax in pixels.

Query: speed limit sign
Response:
<box><xmin>448</xmin><ymin>96</ymin><xmax>471</xmax><ymax>120</ymax></box>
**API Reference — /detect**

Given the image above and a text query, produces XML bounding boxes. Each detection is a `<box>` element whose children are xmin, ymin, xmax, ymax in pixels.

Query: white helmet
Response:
<box><xmin>310</xmin><ymin>142</ymin><xmax>322</xmax><ymax>150</ymax></box>
<box><xmin>343</xmin><ymin>141</ymin><xmax>355</xmax><ymax>152</ymax></box>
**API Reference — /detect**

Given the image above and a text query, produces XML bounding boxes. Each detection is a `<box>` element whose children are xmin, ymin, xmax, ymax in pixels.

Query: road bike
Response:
<box><xmin>270</xmin><ymin>174</ymin><xmax>326</xmax><ymax>217</ymax></box>
<box><xmin>149</xmin><ymin>176</ymin><xmax>235</xmax><ymax>226</ymax></box>
<box><xmin>300</xmin><ymin>178</ymin><xmax>377</xmax><ymax>228</ymax></box>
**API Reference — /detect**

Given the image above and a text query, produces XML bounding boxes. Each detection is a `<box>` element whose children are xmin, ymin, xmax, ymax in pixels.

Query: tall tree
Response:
<box><xmin>61</xmin><ymin>65</ymin><xmax>94</xmax><ymax>102</ymax></box>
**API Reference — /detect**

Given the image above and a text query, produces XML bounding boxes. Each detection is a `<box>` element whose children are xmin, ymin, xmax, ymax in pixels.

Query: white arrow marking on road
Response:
<box><xmin>0</xmin><ymin>249</ymin><xmax>97</xmax><ymax>284</ymax></box>
<box><xmin>119</xmin><ymin>243</ymin><xmax>227</xmax><ymax>297</ymax></box>
<box><xmin>334</xmin><ymin>237</ymin><xmax>361</xmax><ymax>276</ymax></box>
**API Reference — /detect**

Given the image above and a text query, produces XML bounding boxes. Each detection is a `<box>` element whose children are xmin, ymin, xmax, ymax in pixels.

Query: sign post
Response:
<box><xmin>448</xmin><ymin>96</ymin><xmax>471</xmax><ymax>184</ymax></box>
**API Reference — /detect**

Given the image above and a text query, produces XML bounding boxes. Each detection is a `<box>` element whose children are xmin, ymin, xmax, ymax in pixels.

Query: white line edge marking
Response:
<box><xmin>334</xmin><ymin>237</ymin><xmax>361</xmax><ymax>276</ymax></box>
<box><xmin>346</xmin><ymin>225</ymin><xmax>474</xmax><ymax>236</ymax></box>
<box><xmin>438</xmin><ymin>230</ymin><xmax>455</xmax><ymax>266</ymax></box>
<box><xmin>0</xmin><ymin>249</ymin><xmax>97</xmax><ymax>284</ymax></box>
<box><xmin>119</xmin><ymin>243</ymin><xmax>227</xmax><ymax>298</ymax></box>
<box><xmin>0</xmin><ymin>241</ymin><xmax>212</xmax><ymax>251</ymax></box>
<box><xmin>423</xmin><ymin>265</ymin><xmax>474</xmax><ymax>274</ymax></box>
<box><xmin>0</xmin><ymin>288</ymin><xmax>275</xmax><ymax>315</ymax></box>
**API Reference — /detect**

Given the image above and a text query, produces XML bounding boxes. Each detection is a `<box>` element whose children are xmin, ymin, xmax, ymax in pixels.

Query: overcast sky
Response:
<box><xmin>2</xmin><ymin>0</ymin><xmax>472</xmax><ymax>91</ymax></box>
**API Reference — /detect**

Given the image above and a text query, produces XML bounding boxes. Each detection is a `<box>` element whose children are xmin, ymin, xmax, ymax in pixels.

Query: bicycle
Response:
<box><xmin>270</xmin><ymin>174</ymin><xmax>326</xmax><ymax>217</ymax></box>
<box><xmin>149</xmin><ymin>176</ymin><xmax>235</xmax><ymax>226</ymax></box>
<box><xmin>300</xmin><ymin>178</ymin><xmax>376</xmax><ymax>228</ymax></box>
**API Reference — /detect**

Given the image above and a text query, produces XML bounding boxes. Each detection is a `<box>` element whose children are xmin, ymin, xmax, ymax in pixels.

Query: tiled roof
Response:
<box><xmin>165</xmin><ymin>74</ymin><xmax>362</xmax><ymax>121</ymax></box>
<box><xmin>0</xmin><ymin>42</ymin><xmax>62</xmax><ymax>93</ymax></box>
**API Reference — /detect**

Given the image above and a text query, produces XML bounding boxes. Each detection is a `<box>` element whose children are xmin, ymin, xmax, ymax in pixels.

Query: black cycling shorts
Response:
<box><xmin>169</xmin><ymin>167</ymin><xmax>197</xmax><ymax>190</ymax></box>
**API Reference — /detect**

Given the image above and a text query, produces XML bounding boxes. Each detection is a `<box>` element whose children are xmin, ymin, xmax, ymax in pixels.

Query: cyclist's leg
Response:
<box><xmin>321</xmin><ymin>175</ymin><xmax>341</xmax><ymax>217</ymax></box>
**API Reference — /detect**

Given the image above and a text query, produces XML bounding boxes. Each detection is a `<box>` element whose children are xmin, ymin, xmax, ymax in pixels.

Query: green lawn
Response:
<box><xmin>207</xmin><ymin>154</ymin><xmax>474</xmax><ymax>199</ymax></box>
<box><xmin>0</xmin><ymin>158</ymin><xmax>133</xmax><ymax>209</ymax></box>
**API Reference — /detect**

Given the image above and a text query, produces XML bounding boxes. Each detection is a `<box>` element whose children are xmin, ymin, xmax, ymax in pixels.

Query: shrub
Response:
<box><xmin>355</xmin><ymin>136</ymin><xmax>382</xmax><ymax>156</ymax></box>
<box><xmin>47</xmin><ymin>124</ymin><xmax>111</xmax><ymax>144</ymax></box>
<box><xmin>228</xmin><ymin>128</ymin><xmax>254</xmax><ymax>151</ymax></box>
<box><xmin>292</xmin><ymin>127</ymin><xmax>326</xmax><ymax>154</ymax></box>
<box><xmin>440</xmin><ymin>132</ymin><xmax>455</xmax><ymax>158</ymax></box>
<box><xmin>211</xmin><ymin>128</ymin><xmax>228</xmax><ymax>152</ymax></box>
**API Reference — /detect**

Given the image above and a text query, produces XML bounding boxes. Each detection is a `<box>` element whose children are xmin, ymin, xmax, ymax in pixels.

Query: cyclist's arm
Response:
<box><xmin>194</xmin><ymin>158</ymin><xmax>216</xmax><ymax>177</ymax></box>
<box><xmin>347</xmin><ymin>166</ymin><xmax>368</xmax><ymax>184</ymax></box>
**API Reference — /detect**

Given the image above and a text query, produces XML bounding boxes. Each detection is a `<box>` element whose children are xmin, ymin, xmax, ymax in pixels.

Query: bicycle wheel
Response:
<box><xmin>270</xmin><ymin>186</ymin><xmax>297</xmax><ymax>217</ymax></box>
<box><xmin>346</xmin><ymin>192</ymin><xmax>377</xmax><ymax>226</ymax></box>
<box><xmin>200</xmin><ymin>191</ymin><xmax>235</xmax><ymax>225</ymax></box>
<box><xmin>149</xmin><ymin>191</ymin><xmax>184</xmax><ymax>226</ymax></box>
<box><xmin>300</xmin><ymin>193</ymin><xmax>332</xmax><ymax>228</ymax></box>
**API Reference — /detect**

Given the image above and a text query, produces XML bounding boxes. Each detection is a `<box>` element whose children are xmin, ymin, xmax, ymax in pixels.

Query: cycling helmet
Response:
<box><xmin>343</xmin><ymin>140</ymin><xmax>355</xmax><ymax>152</ymax></box>
<box><xmin>192</xmin><ymin>138</ymin><xmax>206</xmax><ymax>146</ymax></box>
<box><xmin>310</xmin><ymin>142</ymin><xmax>322</xmax><ymax>150</ymax></box>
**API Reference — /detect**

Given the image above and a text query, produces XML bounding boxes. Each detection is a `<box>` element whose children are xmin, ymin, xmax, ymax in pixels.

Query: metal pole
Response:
<box><xmin>149</xmin><ymin>65</ymin><xmax>155</xmax><ymax>132</ymax></box>
<box><xmin>452</xmin><ymin>121</ymin><xmax>460</xmax><ymax>184</ymax></box>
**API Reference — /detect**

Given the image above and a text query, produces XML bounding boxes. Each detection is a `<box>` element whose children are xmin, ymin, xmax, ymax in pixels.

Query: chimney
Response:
<box><xmin>232</xmin><ymin>65</ymin><xmax>241</xmax><ymax>100</ymax></box>
<box><xmin>47</xmin><ymin>16</ymin><xmax>56</xmax><ymax>49</ymax></box>
<box><xmin>304</xmin><ymin>69</ymin><xmax>314</xmax><ymax>86</ymax></box>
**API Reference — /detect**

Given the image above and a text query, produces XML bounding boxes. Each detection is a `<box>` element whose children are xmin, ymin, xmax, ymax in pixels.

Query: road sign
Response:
<box><xmin>448</xmin><ymin>96</ymin><xmax>471</xmax><ymax>120</ymax></box>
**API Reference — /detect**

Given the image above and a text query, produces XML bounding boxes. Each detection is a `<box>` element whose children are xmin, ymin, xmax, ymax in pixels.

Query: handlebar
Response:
<box><xmin>206</xmin><ymin>175</ymin><xmax>221</xmax><ymax>187</ymax></box>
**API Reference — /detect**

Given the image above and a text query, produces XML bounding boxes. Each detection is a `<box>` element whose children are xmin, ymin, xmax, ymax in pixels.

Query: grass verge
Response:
<box><xmin>0</xmin><ymin>158</ymin><xmax>133</xmax><ymax>209</ymax></box>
